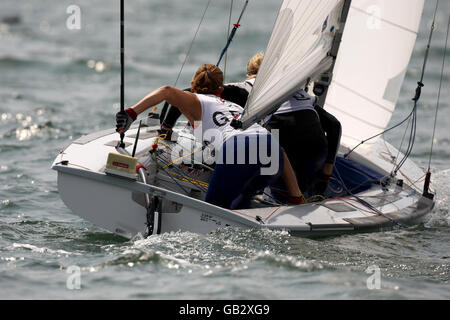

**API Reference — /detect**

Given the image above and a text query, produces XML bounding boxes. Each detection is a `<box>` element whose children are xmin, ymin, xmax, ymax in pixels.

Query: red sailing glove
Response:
<box><xmin>116</xmin><ymin>108</ymin><xmax>137</xmax><ymax>133</ymax></box>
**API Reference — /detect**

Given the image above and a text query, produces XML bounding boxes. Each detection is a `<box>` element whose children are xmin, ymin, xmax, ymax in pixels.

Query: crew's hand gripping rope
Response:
<box><xmin>216</xmin><ymin>0</ymin><xmax>249</xmax><ymax>67</ymax></box>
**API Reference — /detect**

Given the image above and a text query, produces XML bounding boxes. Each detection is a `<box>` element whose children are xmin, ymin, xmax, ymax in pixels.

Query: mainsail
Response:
<box><xmin>240</xmin><ymin>0</ymin><xmax>345</xmax><ymax>129</ymax></box>
<box><xmin>323</xmin><ymin>0</ymin><xmax>425</xmax><ymax>147</ymax></box>
<box><xmin>241</xmin><ymin>0</ymin><xmax>425</xmax><ymax>148</ymax></box>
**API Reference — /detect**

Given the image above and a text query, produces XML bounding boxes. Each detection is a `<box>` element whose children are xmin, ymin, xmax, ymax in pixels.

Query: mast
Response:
<box><xmin>119</xmin><ymin>0</ymin><xmax>125</xmax><ymax>148</ymax></box>
<box><xmin>314</xmin><ymin>0</ymin><xmax>352</xmax><ymax>109</ymax></box>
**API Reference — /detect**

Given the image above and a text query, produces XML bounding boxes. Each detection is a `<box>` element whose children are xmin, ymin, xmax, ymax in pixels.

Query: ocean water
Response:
<box><xmin>0</xmin><ymin>0</ymin><xmax>449</xmax><ymax>300</ymax></box>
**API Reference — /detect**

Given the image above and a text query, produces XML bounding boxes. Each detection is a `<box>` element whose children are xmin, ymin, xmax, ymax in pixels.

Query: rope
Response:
<box><xmin>154</xmin><ymin>153</ymin><xmax>191</xmax><ymax>195</ymax></box>
<box><xmin>344</xmin><ymin>107</ymin><xmax>417</xmax><ymax>159</ymax></box>
<box><xmin>157</xmin><ymin>155</ymin><xmax>208</xmax><ymax>192</ymax></box>
<box><xmin>382</xmin><ymin>136</ymin><xmax>428</xmax><ymax>192</ymax></box>
<box><xmin>333</xmin><ymin>165</ymin><xmax>408</xmax><ymax>229</ymax></box>
<box><xmin>173</xmin><ymin>0</ymin><xmax>212</xmax><ymax>87</ymax></box>
<box><xmin>161</xmin><ymin>145</ymin><xmax>204</xmax><ymax>169</ymax></box>
<box><xmin>391</xmin><ymin>117</ymin><xmax>411</xmax><ymax>175</ymax></box>
<box><xmin>393</xmin><ymin>102</ymin><xmax>417</xmax><ymax>175</ymax></box>
<box><xmin>159</xmin><ymin>165</ymin><xmax>191</xmax><ymax>195</ymax></box>
<box><xmin>155</xmin><ymin>144</ymin><xmax>210</xmax><ymax>191</ymax></box>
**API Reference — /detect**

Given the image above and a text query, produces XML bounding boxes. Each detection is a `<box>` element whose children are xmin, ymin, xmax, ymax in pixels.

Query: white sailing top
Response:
<box><xmin>226</xmin><ymin>78</ymin><xmax>256</xmax><ymax>94</ymax></box>
<box><xmin>274</xmin><ymin>89</ymin><xmax>318</xmax><ymax>116</ymax></box>
<box><xmin>195</xmin><ymin>94</ymin><xmax>267</xmax><ymax>146</ymax></box>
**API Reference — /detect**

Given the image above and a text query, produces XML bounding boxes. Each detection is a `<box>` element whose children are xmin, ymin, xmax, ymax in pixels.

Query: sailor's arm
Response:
<box><xmin>130</xmin><ymin>86</ymin><xmax>201</xmax><ymax>124</ymax></box>
<box><xmin>160</xmin><ymin>85</ymin><xmax>249</xmax><ymax>134</ymax></box>
<box><xmin>160</xmin><ymin>88</ymin><xmax>191</xmax><ymax>130</ymax></box>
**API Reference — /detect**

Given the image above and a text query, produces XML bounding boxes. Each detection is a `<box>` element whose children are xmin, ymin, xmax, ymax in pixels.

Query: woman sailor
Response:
<box><xmin>228</xmin><ymin>51</ymin><xmax>342</xmax><ymax>197</ymax></box>
<box><xmin>222</xmin><ymin>52</ymin><xmax>263</xmax><ymax>96</ymax></box>
<box><xmin>266</xmin><ymin>90</ymin><xmax>329</xmax><ymax>197</ymax></box>
<box><xmin>116</xmin><ymin>64</ymin><xmax>304</xmax><ymax>209</ymax></box>
<box><xmin>236</xmin><ymin>52</ymin><xmax>341</xmax><ymax>197</ymax></box>
<box><xmin>158</xmin><ymin>53</ymin><xmax>263</xmax><ymax>136</ymax></box>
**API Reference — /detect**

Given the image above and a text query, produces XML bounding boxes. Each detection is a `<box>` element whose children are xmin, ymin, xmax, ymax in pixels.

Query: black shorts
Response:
<box><xmin>267</xmin><ymin>109</ymin><xmax>328</xmax><ymax>191</ymax></box>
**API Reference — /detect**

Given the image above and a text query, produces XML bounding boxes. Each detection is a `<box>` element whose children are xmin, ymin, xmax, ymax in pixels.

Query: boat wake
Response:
<box><xmin>91</xmin><ymin>228</ymin><xmax>328</xmax><ymax>275</ymax></box>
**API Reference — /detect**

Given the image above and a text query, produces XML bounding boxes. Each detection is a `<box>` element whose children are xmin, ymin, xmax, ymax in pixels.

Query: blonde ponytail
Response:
<box><xmin>246</xmin><ymin>52</ymin><xmax>264</xmax><ymax>80</ymax></box>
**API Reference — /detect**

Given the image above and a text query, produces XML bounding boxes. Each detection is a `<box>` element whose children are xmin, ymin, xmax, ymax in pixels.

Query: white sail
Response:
<box><xmin>324</xmin><ymin>0</ymin><xmax>425</xmax><ymax>147</ymax></box>
<box><xmin>240</xmin><ymin>0</ymin><xmax>345</xmax><ymax>129</ymax></box>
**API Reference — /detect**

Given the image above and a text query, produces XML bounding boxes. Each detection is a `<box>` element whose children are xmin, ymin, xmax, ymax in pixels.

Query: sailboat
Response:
<box><xmin>52</xmin><ymin>0</ymin><xmax>435</xmax><ymax>239</ymax></box>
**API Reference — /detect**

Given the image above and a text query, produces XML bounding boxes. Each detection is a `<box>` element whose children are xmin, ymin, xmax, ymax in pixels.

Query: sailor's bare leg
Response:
<box><xmin>281</xmin><ymin>148</ymin><xmax>303</xmax><ymax>201</ymax></box>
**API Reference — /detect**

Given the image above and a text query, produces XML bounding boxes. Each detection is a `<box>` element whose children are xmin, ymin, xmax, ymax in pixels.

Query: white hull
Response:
<box><xmin>52</xmin><ymin>125</ymin><xmax>434</xmax><ymax>239</ymax></box>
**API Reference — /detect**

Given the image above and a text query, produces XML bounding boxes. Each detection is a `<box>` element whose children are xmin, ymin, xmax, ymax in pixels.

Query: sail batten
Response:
<box><xmin>332</xmin><ymin>81</ymin><xmax>395</xmax><ymax>114</ymax></box>
<box><xmin>350</xmin><ymin>6</ymin><xmax>419</xmax><ymax>35</ymax></box>
<box><xmin>324</xmin><ymin>0</ymin><xmax>425</xmax><ymax>148</ymax></box>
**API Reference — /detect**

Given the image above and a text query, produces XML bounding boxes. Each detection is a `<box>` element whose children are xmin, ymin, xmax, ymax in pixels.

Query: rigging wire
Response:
<box><xmin>173</xmin><ymin>0</ymin><xmax>212</xmax><ymax>87</ymax></box>
<box><xmin>418</xmin><ymin>0</ymin><xmax>440</xmax><ymax>88</ymax></box>
<box><xmin>223</xmin><ymin>0</ymin><xmax>234</xmax><ymax>81</ymax></box>
<box><xmin>216</xmin><ymin>0</ymin><xmax>250</xmax><ymax>67</ymax></box>
<box><xmin>345</xmin><ymin>0</ymin><xmax>441</xmax><ymax>172</ymax></box>
<box><xmin>421</xmin><ymin>12</ymin><xmax>450</xmax><ymax>200</ymax></box>
<box><xmin>392</xmin><ymin>0</ymin><xmax>440</xmax><ymax>176</ymax></box>
<box><xmin>428</xmin><ymin>13</ymin><xmax>450</xmax><ymax>172</ymax></box>
<box><xmin>159</xmin><ymin>165</ymin><xmax>191</xmax><ymax>195</ymax></box>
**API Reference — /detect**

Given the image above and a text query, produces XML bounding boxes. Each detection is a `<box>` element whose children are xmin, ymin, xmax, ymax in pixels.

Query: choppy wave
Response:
<box><xmin>12</xmin><ymin>243</ymin><xmax>76</xmax><ymax>256</ymax></box>
<box><xmin>425</xmin><ymin>169</ymin><xmax>450</xmax><ymax>228</ymax></box>
<box><xmin>0</xmin><ymin>0</ymin><xmax>449</xmax><ymax>300</ymax></box>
